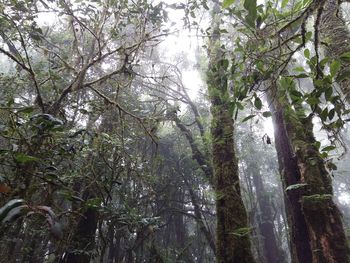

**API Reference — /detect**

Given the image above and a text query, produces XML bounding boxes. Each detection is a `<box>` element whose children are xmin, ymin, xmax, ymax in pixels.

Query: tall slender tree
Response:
<box><xmin>207</xmin><ymin>8</ymin><xmax>255</xmax><ymax>262</ymax></box>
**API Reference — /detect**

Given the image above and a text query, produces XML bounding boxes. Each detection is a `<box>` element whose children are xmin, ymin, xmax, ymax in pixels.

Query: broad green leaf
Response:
<box><xmin>279</xmin><ymin>76</ymin><xmax>293</xmax><ymax>90</ymax></box>
<box><xmin>324</xmin><ymin>87</ymin><xmax>333</xmax><ymax>101</ymax></box>
<box><xmin>244</xmin><ymin>0</ymin><xmax>257</xmax><ymax>27</ymax></box>
<box><xmin>340</xmin><ymin>52</ymin><xmax>350</xmax><ymax>63</ymax></box>
<box><xmin>320</xmin><ymin>57</ymin><xmax>330</xmax><ymax>67</ymax></box>
<box><xmin>305</xmin><ymin>31</ymin><xmax>313</xmax><ymax>41</ymax></box>
<box><xmin>236</xmin><ymin>102</ymin><xmax>244</xmax><ymax>110</ymax></box>
<box><xmin>230</xmin><ymin>227</ymin><xmax>251</xmax><ymax>236</ymax></box>
<box><xmin>306</xmin><ymin>96</ymin><xmax>319</xmax><ymax>105</ymax></box>
<box><xmin>242</xmin><ymin>114</ymin><xmax>256</xmax><ymax>122</ymax></box>
<box><xmin>282</xmin><ymin>0</ymin><xmax>289</xmax><ymax>8</ymax></box>
<box><xmin>290</xmin><ymin>90</ymin><xmax>303</xmax><ymax>98</ymax></box>
<box><xmin>14</xmin><ymin>153</ymin><xmax>40</xmax><ymax>164</ymax></box>
<box><xmin>229</xmin><ymin>101</ymin><xmax>236</xmax><ymax>115</ymax></box>
<box><xmin>294</xmin><ymin>73</ymin><xmax>309</xmax><ymax>78</ymax></box>
<box><xmin>254</xmin><ymin>97</ymin><xmax>262</xmax><ymax>110</ymax></box>
<box><xmin>262</xmin><ymin>111</ymin><xmax>272</xmax><ymax>117</ymax></box>
<box><xmin>321</xmin><ymin>145</ymin><xmax>336</xmax><ymax>152</ymax></box>
<box><xmin>223</xmin><ymin>0</ymin><xmax>235</xmax><ymax>8</ymax></box>
<box><xmin>293</xmin><ymin>66</ymin><xmax>305</xmax><ymax>72</ymax></box>
<box><xmin>330</xmin><ymin>60</ymin><xmax>340</xmax><ymax>77</ymax></box>
<box><xmin>320</xmin><ymin>108</ymin><xmax>328</xmax><ymax>121</ymax></box>
<box><xmin>304</xmin><ymin>49</ymin><xmax>310</xmax><ymax>59</ymax></box>
<box><xmin>336</xmin><ymin>70</ymin><xmax>350</xmax><ymax>82</ymax></box>
<box><xmin>320</xmin><ymin>152</ymin><xmax>328</xmax><ymax>159</ymax></box>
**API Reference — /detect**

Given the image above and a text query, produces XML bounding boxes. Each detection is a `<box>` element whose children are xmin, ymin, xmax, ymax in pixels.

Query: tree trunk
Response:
<box><xmin>270</xmin><ymin>91</ymin><xmax>314</xmax><ymax>263</ymax></box>
<box><xmin>269</xmin><ymin>85</ymin><xmax>350</xmax><ymax>262</ymax></box>
<box><xmin>184</xmin><ymin>176</ymin><xmax>216</xmax><ymax>253</ymax></box>
<box><xmin>63</xmin><ymin>191</ymin><xmax>98</xmax><ymax>263</ymax></box>
<box><xmin>207</xmin><ymin>25</ymin><xmax>255</xmax><ymax>263</ymax></box>
<box><xmin>247</xmin><ymin>141</ymin><xmax>286</xmax><ymax>263</ymax></box>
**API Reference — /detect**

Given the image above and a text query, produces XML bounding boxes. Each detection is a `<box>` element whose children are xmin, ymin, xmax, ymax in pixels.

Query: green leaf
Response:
<box><xmin>294</xmin><ymin>73</ymin><xmax>309</xmax><ymax>78</ymax></box>
<box><xmin>244</xmin><ymin>0</ymin><xmax>257</xmax><ymax>27</ymax></box>
<box><xmin>230</xmin><ymin>227</ymin><xmax>251</xmax><ymax>236</ymax></box>
<box><xmin>18</xmin><ymin>106</ymin><xmax>35</xmax><ymax>114</ymax></box>
<box><xmin>320</xmin><ymin>57</ymin><xmax>330</xmax><ymax>67</ymax></box>
<box><xmin>279</xmin><ymin>76</ymin><xmax>293</xmax><ymax>90</ymax></box>
<box><xmin>324</xmin><ymin>87</ymin><xmax>333</xmax><ymax>101</ymax></box>
<box><xmin>236</xmin><ymin>102</ymin><xmax>244</xmax><ymax>110</ymax></box>
<box><xmin>223</xmin><ymin>0</ymin><xmax>235</xmax><ymax>8</ymax></box>
<box><xmin>321</xmin><ymin>145</ymin><xmax>336</xmax><ymax>152</ymax></box>
<box><xmin>229</xmin><ymin>101</ymin><xmax>236</xmax><ymax>115</ymax></box>
<box><xmin>320</xmin><ymin>107</ymin><xmax>328</xmax><ymax>121</ymax></box>
<box><xmin>242</xmin><ymin>114</ymin><xmax>256</xmax><ymax>122</ymax></box>
<box><xmin>14</xmin><ymin>153</ymin><xmax>40</xmax><ymax>164</ymax></box>
<box><xmin>293</xmin><ymin>66</ymin><xmax>305</xmax><ymax>72</ymax></box>
<box><xmin>330</xmin><ymin>60</ymin><xmax>341</xmax><ymax>77</ymax></box>
<box><xmin>304</xmin><ymin>49</ymin><xmax>310</xmax><ymax>59</ymax></box>
<box><xmin>262</xmin><ymin>111</ymin><xmax>272</xmax><ymax>117</ymax></box>
<box><xmin>340</xmin><ymin>52</ymin><xmax>350</xmax><ymax>63</ymax></box>
<box><xmin>336</xmin><ymin>69</ymin><xmax>350</xmax><ymax>82</ymax></box>
<box><xmin>306</xmin><ymin>96</ymin><xmax>319</xmax><ymax>105</ymax></box>
<box><xmin>282</xmin><ymin>0</ymin><xmax>289</xmax><ymax>8</ymax></box>
<box><xmin>254</xmin><ymin>97</ymin><xmax>262</xmax><ymax>110</ymax></box>
<box><xmin>290</xmin><ymin>90</ymin><xmax>303</xmax><ymax>98</ymax></box>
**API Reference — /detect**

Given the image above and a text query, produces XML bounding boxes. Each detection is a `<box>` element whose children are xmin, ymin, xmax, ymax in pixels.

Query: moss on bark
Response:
<box><xmin>207</xmin><ymin>45</ymin><xmax>254</xmax><ymax>263</ymax></box>
<box><xmin>272</xmin><ymin>84</ymin><xmax>350</xmax><ymax>262</ymax></box>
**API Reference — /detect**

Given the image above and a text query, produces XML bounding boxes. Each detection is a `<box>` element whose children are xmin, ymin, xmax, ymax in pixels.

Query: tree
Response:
<box><xmin>206</xmin><ymin>8</ymin><xmax>255</xmax><ymax>262</ymax></box>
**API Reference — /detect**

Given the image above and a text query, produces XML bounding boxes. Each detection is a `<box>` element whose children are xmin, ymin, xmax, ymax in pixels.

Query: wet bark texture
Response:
<box><xmin>270</xmin><ymin>86</ymin><xmax>350</xmax><ymax>263</ymax></box>
<box><xmin>207</xmin><ymin>27</ymin><xmax>254</xmax><ymax>262</ymax></box>
<box><xmin>270</xmin><ymin>94</ymin><xmax>313</xmax><ymax>263</ymax></box>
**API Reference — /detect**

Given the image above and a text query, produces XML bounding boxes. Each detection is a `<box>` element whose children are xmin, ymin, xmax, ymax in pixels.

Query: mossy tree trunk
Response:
<box><xmin>269</xmin><ymin>91</ymin><xmax>313</xmax><ymax>263</ymax></box>
<box><xmin>207</xmin><ymin>27</ymin><xmax>254</xmax><ymax>263</ymax></box>
<box><xmin>285</xmin><ymin>104</ymin><xmax>349</xmax><ymax>263</ymax></box>
<box><xmin>270</xmin><ymin>83</ymin><xmax>350</xmax><ymax>263</ymax></box>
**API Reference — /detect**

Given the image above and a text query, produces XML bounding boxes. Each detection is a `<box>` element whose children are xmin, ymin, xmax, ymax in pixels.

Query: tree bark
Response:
<box><xmin>207</xmin><ymin>25</ymin><xmax>255</xmax><ymax>263</ymax></box>
<box><xmin>269</xmin><ymin>93</ymin><xmax>313</xmax><ymax>263</ymax></box>
<box><xmin>269</xmin><ymin>85</ymin><xmax>350</xmax><ymax>262</ymax></box>
<box><xmin>63</xmin><ymin>191</ymin><xmax>98</xmax><ymax>263</ymax></box>
<box><xmin>246</xmin><ymin>139</ymin><xmax>286</xmax><ymax>263</ymax></box>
